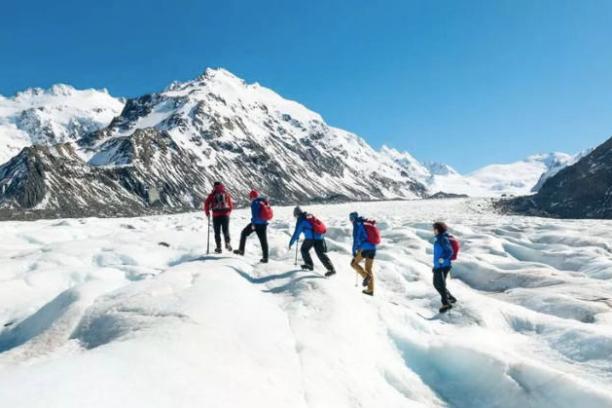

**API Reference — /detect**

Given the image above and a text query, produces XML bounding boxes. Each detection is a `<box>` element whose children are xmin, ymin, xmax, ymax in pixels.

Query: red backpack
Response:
<box><xmin>306</xmin><ymin>214</ymin><xmax>327</xmax><ymax>234</ymax></box>
<box><xmin>363</xmin><ymin>220</ymin><xmax>382</xmax><ymax>245</ymax></box>
<box><xmin>259</xmin><ymin>199</ymin><xmax>274</xmax><ymax>221</ymax></box>
<box><xmin>449</xmin><ymin>235</ymin><xmax>460</xmax><ymax>260</ymax></box>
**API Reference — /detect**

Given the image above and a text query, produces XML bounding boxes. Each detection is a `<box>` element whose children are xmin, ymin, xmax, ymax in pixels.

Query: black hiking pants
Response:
<box><xmin>239</xmin><ymin>223</ymin><xmax>268</xmax><ymax>260</ymax></box>
<box><xmin>301</xmin><ymin>239</ymin><xmax>334</xmax><ymax>272</ymax></box>
<box><xmin>213</xmin><ymin>215</ymin><xmax>230</xmax><ymax>249</ymax></box>
<box><xmin>433</xmin><ymin>266</ymin><xmax>456</xmax><ymax>306</ymax></box>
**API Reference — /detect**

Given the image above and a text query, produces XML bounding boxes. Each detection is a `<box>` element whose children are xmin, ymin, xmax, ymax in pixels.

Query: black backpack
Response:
<box><xmin>211</xmin><ymin>192</ymin><xmax>230</xmax><ymax>211</ymax></box>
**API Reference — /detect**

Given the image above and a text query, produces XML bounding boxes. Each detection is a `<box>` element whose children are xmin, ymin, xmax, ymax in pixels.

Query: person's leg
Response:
<box><xmin>238</xmin><ymin>223</ymin><xmax>254</xmax><ymax>252</ymax></box>
<box><xmin>364</xmin><ymin>253</ymin><xmax>375</xmax><ymax>293</ymax></box>
<box><xmin>351</xmin><ymin>252</ymin><xmax>368</xmax><ymax>279</ymax></box>
<box><xmin>443</xmin><ymin>267</ymin><xmax>456</xmax><ymax>302</ymax></box>
<box><xmin>213</xmin><ymin>216</ymin><xmax>222</xmax><ymax>250</ymax></box>
<box><xmin>300</xmin><ymin>239</ymin><xmax>314</xmax><ymax>268</ymax></box>
<box><xmin>255</xmin><ymin>224</ymin><xmax>269</xmax><ymax>260</ymax></box>
<box><xmin>221</xmin><ymin>216</ymin><xmax>231</xmax><ymax>248</ymax></box>
<box><xmin>314</xmin><ymin>240</ymin><xmax>335</xmax><ymax>272</ymax></box>
<box><xmin>433</xmin><ymin>268</ymin><xmax>449</xmax><ymax>305</ymax></box>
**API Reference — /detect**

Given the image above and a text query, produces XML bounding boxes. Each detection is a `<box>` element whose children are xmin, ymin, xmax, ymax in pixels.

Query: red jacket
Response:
<box><xmin>204</xmin><ymin>184</ymin><xmax>233</xmax><ymax>217</ymax></box>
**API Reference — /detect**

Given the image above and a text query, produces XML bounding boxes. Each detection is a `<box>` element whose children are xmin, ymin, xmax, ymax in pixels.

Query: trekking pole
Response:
<box><xmin>206</xmin><ymin>216</ymin><xmax>211</xmax><ymax>255</ymax></box>
<box><xmin>294</xmin><ymin>238</ymin><xmax>299</xmax><ymax>266</ymax></box>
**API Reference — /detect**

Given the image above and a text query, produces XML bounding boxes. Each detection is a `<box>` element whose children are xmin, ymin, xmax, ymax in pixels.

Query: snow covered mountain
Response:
<box><xmin>0</xmin><ymin>84</ymin><xmax>124</xmax><ymax>165</ymax></box>
<box><xmin>0</xmin><ymin>69</ymin><xmax>426</xmax><ymax>219</ymax></box>
<box><xmin>504</xmin><ymin>137</ymin><xmax>612</xmax><ymax>218</ymax></box>
<box><xmin>382</xmin><ymin>147</ymin><xmax>575</xmax><ymax>197</ymax></box>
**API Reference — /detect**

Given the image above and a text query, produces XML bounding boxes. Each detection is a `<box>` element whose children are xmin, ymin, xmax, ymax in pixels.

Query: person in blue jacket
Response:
<box><xmin>349</xmin><ymin>212</ymin><xmax>377</xmax><ymax>296</ymax></box>
<box><xmin>289</xmin><ymin>206</ymin><xmax>335</xmax><ymax>276</ymax></box>
<box><xmin>432</xmin><ymin>221</ymin><xmax>457</xmax><ymax>313</ymax></box>
<box><xmin>233</xmin><ymin>190</ymin><xmax>269</xmax><ymax>263</ymax></box>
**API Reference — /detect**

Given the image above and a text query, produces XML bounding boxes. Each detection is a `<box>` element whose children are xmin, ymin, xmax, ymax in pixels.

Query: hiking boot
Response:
<box><xmin>439</xmin><ymin>304</ymin><xmax>453</xmax><ymax>313</ymax></box>
<box><xmin>324</xmin><ymin>270</ymin><xmax>336</xmax><ymax>277</ymax></box>
<box><xmin>362</xmin><ymin>290</ymin><xmax>374</xmax><ymax>297</ymax></box>
<box><xmin>233</xmin><ymin>249</ymin><xmax>244</xmax><ymax>256</ymax></box>
<box><xmin>301</xmin><ymin>264</ymin><xmax>314</xmax><ymax>271</ymax></box>
<box><xmin>362</xmin><ymin>275</ymin><xmax>371</xmax><ymax>287</ymax></box>
<box><xmin>260</xmin><ymin>258</ymin><xmax>269</xmax><ymax>264</ymax></box>
<box><xmin>225</xmin><ymin>243</ymin><xmax>233</xmax><ymax>251</ymax></box>
<box><xmin>214</xmin><ymin>247</ymin><xmax>222</xmax><ymax>254</ymax></box>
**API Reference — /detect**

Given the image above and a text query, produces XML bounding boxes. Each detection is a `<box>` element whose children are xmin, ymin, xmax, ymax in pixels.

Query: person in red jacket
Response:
<box><xmin>204</xmin><ymin>181</ymin><xmax>233</xmax><ymax>253</ymax></box>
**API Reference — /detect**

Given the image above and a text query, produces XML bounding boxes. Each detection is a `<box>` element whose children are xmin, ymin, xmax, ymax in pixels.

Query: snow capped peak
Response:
<box><xmin>200</xmin><ymin>67</ymin><xmax>246</xmax><ymax>84</ymax></box>
<box><xmin>0</xmin><ymin>84</ymin><xmax>124</xmax><ymax>164</ymax></box>
<box><xmin>380</xmin><ymin>145</ymin><xmax>431</xmax><ymax>182</ymax></box>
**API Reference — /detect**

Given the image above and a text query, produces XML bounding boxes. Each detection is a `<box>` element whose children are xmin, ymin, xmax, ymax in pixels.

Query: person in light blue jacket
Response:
<box><xmin>289</xmin><ymin>206</ymin><xmax>335</xmax><ymax>276</ymax></box>
<box><xmin>350</xmin><ymin>212</ymin><xmax>377</xmax><ymax>296</ymax></box>
<box><xmin>432</xmin><ymin>221</ymin><xmax>456</xmax><ymax>313</ymax></box>
<box><xmin>234</xmin><ymin>190</ymin><xmax>268</xmax><ymax>263</ymax></box>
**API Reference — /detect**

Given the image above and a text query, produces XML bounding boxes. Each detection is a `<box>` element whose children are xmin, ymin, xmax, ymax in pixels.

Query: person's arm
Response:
<box><xmin>204</xmin><ymin>194</ymin><xmax>211</xmax><ymax>217</ymax></box>
<box><xmin>250</xmin><ymin>200</ymin><xmax>258</xmax><ymax>222</ymax></box>
<box><xmin>289</xmin><ymin>220</ymin><xmax>303</xmax><ymax>247</ymax></box>
<box><xmin>228</xmin><ymin>193</ymin><xmax>234</xmax><ymax>212</ymax></box>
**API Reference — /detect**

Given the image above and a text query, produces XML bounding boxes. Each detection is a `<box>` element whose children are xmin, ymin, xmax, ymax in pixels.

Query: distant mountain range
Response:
<box><xmin>502</xmin><ymin>136</ymin><xmax>612</xmax><ymax>219</ymax></box>
<box><xmin>0</xmin><ymin>68</ymin><xmax>603</xmax><ymax>219</ymax></box>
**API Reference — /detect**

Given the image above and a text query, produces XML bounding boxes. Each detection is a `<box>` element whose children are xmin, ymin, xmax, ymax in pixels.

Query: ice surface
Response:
<box><xmin>0</xmin><ymin>198</ymin><xmax>611</xmax><ymax>407</ymax></box>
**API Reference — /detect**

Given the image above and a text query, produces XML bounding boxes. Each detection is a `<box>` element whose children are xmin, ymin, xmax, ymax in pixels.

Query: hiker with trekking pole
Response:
<box><xmin>349</xmin><ymin>212</ymin><xmax>381</xmax><ymax>296</ymax></box>
<box><xmin>289</xmin><ymin>206</ymin><xmax>335</xmax><ymax>277</ymax></box>
<box><xmin>204</xmin><ymin>181</ymin><xmax>234</xmax><ymax>254</ymax></box>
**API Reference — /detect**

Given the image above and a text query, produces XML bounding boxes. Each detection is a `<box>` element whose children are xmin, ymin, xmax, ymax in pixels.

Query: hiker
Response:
<box><xmin>432</xmin><ymin>221</ymin><xmax>457</xmax><ymax>313</ymax></box>
<box><xmin>234</xmin><ymin>190</ymin><xmax>271</xmax><ymax>263</ymax></box>
<box><xmin>349</xmin><ymin>212</ymin><xmax>380</xmax><ymax>296</ymax></box>
<box><xmin>204</xmin><ymin>181</ymin><xmax>233</xmax><ymax>253</ymax></box>
<box><xmin>289</xmin><ymin>206</ymin><xmax>336</xmax><ymax>277</ymax></box>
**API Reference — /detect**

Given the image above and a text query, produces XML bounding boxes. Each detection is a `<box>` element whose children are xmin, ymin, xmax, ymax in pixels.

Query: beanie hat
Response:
<box><xmin>249</xmin><ymin>190</ymin><xmax>259</xmax><ymax>200</ymax></box>
<box><xmin>293</xmin><ymin>206</ymin><xmax>304</xmax><ymax>217</ymax></box>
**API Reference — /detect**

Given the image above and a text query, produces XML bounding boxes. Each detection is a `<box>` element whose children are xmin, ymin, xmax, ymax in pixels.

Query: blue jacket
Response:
<box><xmin>433</xmin><ymin>232</ymin><xmax>454</xmax><ymax>268</ymax></box>
<box><xmin>289</xmin><ymin>215</ymin><xmax>323</xmax><ymax>246</ymax></box>
<box><xmin>250</xmin><ymin>198</ymin><xmax>268</xmax><ymax>225</ymax></box>
<box><xmin>352</xmin><ymin>220</ymin><xmax>376</xmax><ymax>255</ymax></box>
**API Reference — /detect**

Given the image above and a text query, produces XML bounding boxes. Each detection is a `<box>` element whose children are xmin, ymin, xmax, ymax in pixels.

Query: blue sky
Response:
<box><xmin>1</xmin><ymin>0</ymin><xmax>612</xmax><ymax>172</ymax></box>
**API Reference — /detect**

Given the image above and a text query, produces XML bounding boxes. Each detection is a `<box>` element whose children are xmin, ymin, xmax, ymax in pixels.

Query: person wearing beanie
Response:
<box><xmin>234</xmin><ymin>189</ymin><xmax>270</xmax><ymax>263</ymax></box>
<box><xmin>203</xmin><ymin>181</ymin><xmax>233</xmax><ymax>253</ymax></box>
<box><xmin>349</xmin><ymin>212</ymin><xmax>378</xmax><ymax>296</ymax></box>
<box><xmin>432</xmin><ymin>221</ymin><xmax>457</xmax><ymax>313</ymax></box>
<box><xmin>289</xmin><ymin>206</ymin><xmax>335</xmax><ymax>277</ymax></box>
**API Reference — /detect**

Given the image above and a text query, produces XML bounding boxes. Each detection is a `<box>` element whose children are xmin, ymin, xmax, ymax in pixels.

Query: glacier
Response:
<box><xmin>0</xmin><ymin>198</ymin><xmax>611</xmax><ymax>407</ymax></box>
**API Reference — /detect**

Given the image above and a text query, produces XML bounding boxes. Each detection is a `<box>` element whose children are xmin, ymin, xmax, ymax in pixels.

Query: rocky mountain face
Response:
<box><xmin>0</xmin><ymin>84</ymin><xmax>124</xmax><ymax>165</ymax></box>
<box><xmin>0</xmin><ymin>69</ymin><xmax>426</xmax><ymax>220</ymax></box>
<box><xmin>502</xmin><ymin>137</ymin><xmax>612</xmax><ymax>219</ymax></box>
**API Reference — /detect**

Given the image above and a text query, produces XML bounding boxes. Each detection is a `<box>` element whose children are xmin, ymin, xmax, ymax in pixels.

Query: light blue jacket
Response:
<box><xmin>352</xmin><ymin>220</ymin><xmax>376</xmax><ymax>255</ymax></box>
<box><xmin>433</xmin><ymin>232</ymin><xmax>453</xmax><ymax>268</ymax></box>
<box><xmin>289</xmin><ymin>215</ymin><xmax>323</xmax><ymax>246</ymax></box>
<box><xmin>250</xmin><ymin>198</ymin><xmax>268</xmax><ymax>225</ymax></box>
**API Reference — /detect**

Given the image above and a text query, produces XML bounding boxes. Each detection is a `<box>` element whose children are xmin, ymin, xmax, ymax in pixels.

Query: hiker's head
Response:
<box><xmin>433</xmin><ymin>221</ymin><xmax>448</xmax><ymax>235</ymax></box>
<box><xmin>293</xmin><ymin>206</ymin><xmax>304</xmax><ymax>218</ymax></box>
<box><xmin>249</xmin><ymin>190</ymin><xmax>259</xmax><ymax>200</ymax></box>
<box><xmin>349</xmin><ymin>212</ymin><xmax>359</xmax><ymax>222</ymax></box>
<box><xmin>213</xmin><ymin>181</ymin><xmax>224</xmax><ymax>192</ymax></box>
